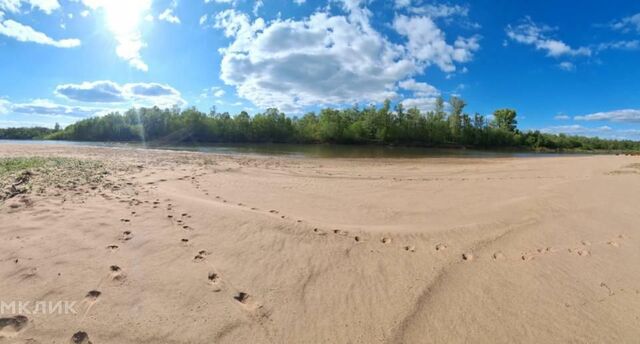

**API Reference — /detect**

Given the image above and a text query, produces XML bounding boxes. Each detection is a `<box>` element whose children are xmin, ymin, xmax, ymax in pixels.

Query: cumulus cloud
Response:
<box><xmin>81</xmin><ymin>0</ymin><xmax>151</xmax><ymax>71</ymax></box>
<box><xmin>574</xmin><ymin>109</ymin><xmax>640</xmax><ymax>123</ymax></box>
<box><xmin>394</xmin><ymin>15</ymin><xmax>480</xmax><ymax>73</ymax></box>
<box><xmin>0</xmin><ymin>18</ymin><xmax>80</xmax><ymax>47</ymax></box>
<box><xmin>56</xmin><ymin>81</ymin><xmax>125</xmax><ymax>103</ymax></box>
<box><xmin>611</xmin><ymin>13</ymin><xmax>640</xmax><ymax>33</ymax></box>
<box><xmin>159</xmin><ymin>8</ymin><xmax>180</xmax><ymax>24</ymax></box>
<box><xmin>398</xmin><ymin>79</ymin><xmax>439</xmax><ymax>97</ymax></box>
<box><xmin>213</xmin><ymin>2</ymin><xmax>478</xmax><ymax>112</ymax></box>
<box><xmin>506</xmin><ymin>17</ymin><xmax>591</xmax><ymax>58</ymax></box>
<box><xmin>0</xmin><ymin>0</ymin><xmax>60</xmax><ymax>14</ymax></box>
<box><xmin>55</xmin><ymin>81</ymin><xmax>186</xmax><ymax>107</ymax></box>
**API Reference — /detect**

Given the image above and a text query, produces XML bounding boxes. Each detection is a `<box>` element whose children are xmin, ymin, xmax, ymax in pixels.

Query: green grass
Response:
<box><xmin>0</xmin><ymin>157</ymin><xmax>51</xmax><ymax>177</ymax></box>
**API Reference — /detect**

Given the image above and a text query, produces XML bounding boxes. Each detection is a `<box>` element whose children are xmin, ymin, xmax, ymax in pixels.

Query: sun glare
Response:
<box><xmin>101</xmin><ymin>1</ymin><xmax>150</xmax><ymax>34</ymax></box>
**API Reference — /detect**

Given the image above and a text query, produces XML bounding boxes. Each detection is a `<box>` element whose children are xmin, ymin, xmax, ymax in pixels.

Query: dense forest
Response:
<box><xmin>4</xmin><ymin>97</ymin><xmax>640</xmax><ymax>151</ymax></box>
<box><xmin>0</xmin><ymin>126</ymin><xmax>58</xmax><ymax>140</ymax></box>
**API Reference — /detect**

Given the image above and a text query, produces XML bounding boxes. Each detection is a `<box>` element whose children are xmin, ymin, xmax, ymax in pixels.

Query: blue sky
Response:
<box><xmin>0</xmin><ymin>0</ymin><xmax>639</xmax><ymax>139</ymax></box>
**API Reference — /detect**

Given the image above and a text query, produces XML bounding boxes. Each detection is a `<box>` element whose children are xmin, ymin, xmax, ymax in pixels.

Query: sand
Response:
<box><xmin>0</xmin><ymin>143</ymin><xmax>639</xmax><ymax>343</ymax></box>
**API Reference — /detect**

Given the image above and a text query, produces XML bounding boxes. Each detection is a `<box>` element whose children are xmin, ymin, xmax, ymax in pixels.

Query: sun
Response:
<box><xmin>101</xmin><ymin>0</ymin><xmax>151</xmax><ymax>35</ymax></box>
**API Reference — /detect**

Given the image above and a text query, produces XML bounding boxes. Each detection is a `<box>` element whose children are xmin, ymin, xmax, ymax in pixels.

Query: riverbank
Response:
<box><xmin>1</xmin><ymin>143</ymin><xmax>639</xmax><ymax>343</ymax></box>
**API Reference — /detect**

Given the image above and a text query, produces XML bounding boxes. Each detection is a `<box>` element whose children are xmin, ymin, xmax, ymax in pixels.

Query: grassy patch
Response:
<box><xmin>0</xmin><ymin>157</ymin><xmax>107</xmax><ymax>202</ymax></box>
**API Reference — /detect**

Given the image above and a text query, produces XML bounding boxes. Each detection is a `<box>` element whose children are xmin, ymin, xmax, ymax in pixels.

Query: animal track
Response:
<box><xmin>71</xmin><ymin>331</ymin><xmax>92</xmax><ymax>344</ymax></box>
<box><xmin>462</xmin><ymin>252</ymin><xmax>474</xmax><ymax>261</ymax></box>
<box><xmin>119</xmin><ymin>231</ymin><xmax>133</xmax><ymax>242</ymax></box>
<box><xmin>110</xmin><ymin>265</ymin><xmax>125</xmax><ymax>282</ymax></box>
<box><xmin>492</xmin><ymin>251</ymin><xmax>505</xmax><ymax>260</ymax></box>
<box><xmin>234</xmin><ymin>292</ymin><xmax>250</xmax><ymax>304</ymax></box>
<box><xmin>193</xmin><ymin>250</ymin><xmax>210</xmax><ymax>262</ymax></box>
<box><xmin>85</xmin><ymin>290</ymin><xmax>101</xmax><ymax>301</ymax></box>
<box><xmin>208</xmin><ymin>272</ymin><xmax>222</xmax><ymax>292</ymax></box>
<box><xmin>381</xmin><ymin>237</ymin><xmax>392</xmax><ymax>244</ymax></box>
<box><xmin>404</xmin><ymin>245</ymin><xmax>416</xmax><ymax>252</ymax></box>
<box><xmin>0</xmin><ymin>315</ymin><xmax>29</xmax><ymax>336</ymax></box>
<box><xmin>106</xmin><ymin>244</ymin><xmax>119</xmax><ymax>251</ymax></box>
<box><xmin>435</xmin><ymin>243</ymin><xmax>447</xmax><ymax>251</ymax></box>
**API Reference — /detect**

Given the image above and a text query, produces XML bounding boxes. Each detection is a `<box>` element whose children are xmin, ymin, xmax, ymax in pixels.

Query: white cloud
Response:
<box><xmin>199</xmin><ymin>14</ymin><xmax>208</xmax><ymax>26</ymax></box>
<box><xmin>537</xmin><ymin>124</ymin><xmax>640</xmax><ymax>140</ymax></box>
<box><xmin>0</xmin><ymin>98</ymin><xmax>10</xmax><ymax>114</ymax></box>
<box><xmin>506</xmin><ymin>17</ymin><xmax>591</xmax><ymax>58</ymax></box>
<box><xmin>293</xmin><ymin>0</ymin><xmax>305</xmax><ymax>4</ymax></box>
<box><xmin>554</xmin><ymin>114</ymin><xmax>570</xmax><ymax>120</ymax></box>
<box><xmin>80</xmin><ymin>9</ymin><xmax>89</xmax><ymax>17</ymax></box>
<box><xmin>394</xmin><ymin>1</ymin><xmax>469</xmax><ymax>18</ymax></box>
<box><xmin>55</xmin><ymin>81</ymin><xmax>186</xmax><ymax>108</ymax></box>
<box><xmin>252</xmin><ymin>0</ymin><xmax>262</xmax><ymax>17</ymax></box>
<box><xmin>541</xmin><ymin>124</ymin><xmax>612</xmax><ymax>135</ymax></box>
<box><xmin>558</xmin><ymin>61</ymin><xmax>575</xmax><ymax>71</ymax></box>
<box><xmin>401</xmin><ymin>97</ymin><xmax>439</xmax><ymax>113</ymax></box>
<box><xmin>574</xmin><ymin>109</ymin><xmax>640</xmax><ymax>123</ymax></box>
<box><xmin>393</xmin><ymin>15</ymin><xmax>479</xmax><ymax>73</ymax></box>
<box><xmin>398</xmin><ymin>79</ymin><xmax>439</xmax><ymax>97</ymax></box>
<box><xmin>611</xmin><ymin>13</ymin><xmax>640</xmax><ymax>33</ymax></box>
<box><xmin>9</xmin><ymin>99</ymin><xmax>108</xmax><ymax>118</ymax></box>
<box><xmin>597</xmin><ymin>40</ymin><xmax>640</xmax><ymax>51</ymax></box>
<box><xmin>0</xmin><ymin>0</ymin><xmax>60</xmax><ymax>14</ymax></box>
<box><xmin>159</xmin><ymin>8</ymin><xmax>180</xmax><ymax>24</ymax></box>
<box><xmin>213</xmin><ymin>89</ymin><xmax>225</xmax><ymax>97</ymax></box>
<box><xmin>0</xmin><ymin>18</ymin><xmax>80</xmax><ymax>47</ymax></box>
<box><xmin>213</xmin><ymin>3</ymin><xmax>477</xmax><ymax>112</ymax></box>
<box><xmin>80</xmin><ymin>0</ymin><xmax>151</xmax><ymax>71</ymax></box>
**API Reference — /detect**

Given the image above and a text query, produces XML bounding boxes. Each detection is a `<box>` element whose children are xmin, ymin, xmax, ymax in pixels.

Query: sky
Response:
<box><xmin>0</xmin><ymin>0</ymin><xmax>639</xmax><ymax>140</ymax></box>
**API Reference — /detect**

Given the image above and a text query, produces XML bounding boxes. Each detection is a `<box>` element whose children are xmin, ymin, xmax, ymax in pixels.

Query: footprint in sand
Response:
<box><xmin>120</xmin><ymin>218</ymin><xmax>130</xmax><ymax>223</ymax></box>
<box><xmin>0</xmin><ymin>315</ymin><xmax>29</xmax><ymax>337</ymax></box>
<box><xmin>110</xmin><ymin>265</ymin><xmax>125</xmax><ymax>282</ymax></box>
<box><xmin>269</xmin><ymin>210</ymin><xmax>279</xmax><ymax>214</ymax></box>
<box><xmin>404</xmin><ymin>245</ymin><xmax>416</xmax><ymax>252</ymax></box>
<box><xmin>71</xmin><ymin>331</ymin><xmax>92</xmax><ymax>344</ymax></box>
<box><xmin>119</xmin><ymin>231</ymin><xmax>133</xmax><ymax>242</ymax></box>
<box><xmin>568</xmin><ymin>248</ymin><xmax>591</xmax><ymax>257</ymax></box>
<box><xmin>193</xmin><ymin>250</ymin><xmax>210</xmax><ymax>262</ymax></box>
<box><xmin>85</xmin><ymin>290</ymin><xmax>101</xmax><ymax>301</ymax></box>
<box><xmin>181</xmin><ymin>238</ymin><xmax>189</xmax><ymax>244</ymax></box>
<box><xmin>381</xmin><ymin>237</ymin><xmax>392</xmax><ymax>244</ymax></box>
<box><xmin>607</xmin><ymin>240</ymin><xmax>620</xmax><ymax>248</ymax></box>
<box><xmin>435</xmin><ymin>243</ymin><xmax>447</xmax><ymax>251</ymax></box>
<box><xmin>462</xmin><ymin>252</ymin><xmax>474</xmax><ymax>261</ymax></box>
<box><xmin>492</xmin><ymin>251</ymin><xmax>505</xmax><ymax>260</ymax></box>
<box><xmin>208</xmin><ymin>272</ymin><xmax>222</xmax><ymax>292</ymax></box>
<box><xmin>354</xmin><ymin>236</ymin><xmax>361</xmax><ymax>242</ymax></box>
<box><xmin>313</xmin><ymin>228</ymin><xmax>326</xmax><ymax>236</ymax></box>
<box><xmin>106</xmin><ymin>244</ymin><xmax>119</xmax><ymax>251</ymax></box>
<box><xmin>521</xmin><ymin>253</ymin><xmax>535</xmax><ymax>261</ymax></box>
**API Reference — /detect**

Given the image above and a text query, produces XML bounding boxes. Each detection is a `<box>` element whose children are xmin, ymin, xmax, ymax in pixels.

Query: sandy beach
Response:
<box><xmin>1</xmin><ymin>143</ymin><xmax>639</xmax><ymax>343</ymax></box>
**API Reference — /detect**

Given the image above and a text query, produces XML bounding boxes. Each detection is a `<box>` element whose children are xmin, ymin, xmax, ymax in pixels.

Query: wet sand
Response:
<box><xmin>1</xmin><ymin>144</ymin><xmax>639</xmax><ymax>343</ymax></box>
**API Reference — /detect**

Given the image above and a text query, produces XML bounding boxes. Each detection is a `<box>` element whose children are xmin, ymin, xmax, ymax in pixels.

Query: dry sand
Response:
<box><xmin>0</xmin><ymin>143</ymin><xmax>639</xmax><ymax>343</ymax></box>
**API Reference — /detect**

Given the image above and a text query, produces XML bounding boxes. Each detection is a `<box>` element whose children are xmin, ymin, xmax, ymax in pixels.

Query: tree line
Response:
<box><xmin>3</xmin><ymin>97</ymin><xmax>639</xmax><ymax>151</ymax></box>
<box><xmin>0</xmin><ymin>126</ymin><xmax>58</xmax><ymax>140</ymax></box>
